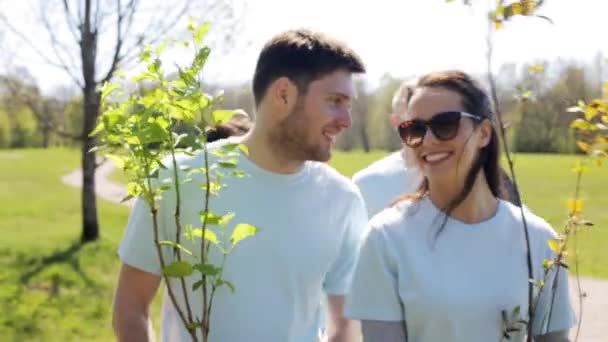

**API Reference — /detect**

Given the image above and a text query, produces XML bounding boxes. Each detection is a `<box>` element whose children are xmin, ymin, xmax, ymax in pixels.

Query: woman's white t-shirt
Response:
<box><xmin>345</xmin><ymin>196</ymin><xmax>576</xmax><ymax>341</ymax></box>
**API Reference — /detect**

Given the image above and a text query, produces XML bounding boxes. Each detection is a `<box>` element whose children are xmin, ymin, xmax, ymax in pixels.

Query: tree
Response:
<box><xmin>1</xmin><ymin>71</ymin><xmax>73</xmax><ymax>148</ymax></box>
<box><xmin>1</xmin><ymin>0</ymin><xmax>245</xmax><ymax>242</ymax></box>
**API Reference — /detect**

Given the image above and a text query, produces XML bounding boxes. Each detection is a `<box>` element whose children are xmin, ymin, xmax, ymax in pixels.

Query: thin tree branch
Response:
<box><xmin>0</xmin><ymin>14</ymin><xmax>84</xmax><ymax>88</ymax></box>
<box><xmin>485</xmin><ymin>21</ymin><xmax>534</xmax><ymax>342</ymax></box>
<box><xmin>40</xmin><ymin>4</ymin><xmax>82</xmax><ymax>78</ymax></box>
<box><xmin>62</xmin><ymin>0</ymin><xmax>82</xmax><ymax>43</ymax></box>
<box><xmin>100</xmin><ymin>0</ymin><xmax>139</xmax><ymax>84</ymax></box>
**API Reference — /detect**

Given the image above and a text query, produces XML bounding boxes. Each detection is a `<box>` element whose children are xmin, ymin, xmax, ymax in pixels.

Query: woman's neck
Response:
<box><xmin>428</xmin><ymin>172</ymin><xmax>498</xmax><ymax>224</ymax></box>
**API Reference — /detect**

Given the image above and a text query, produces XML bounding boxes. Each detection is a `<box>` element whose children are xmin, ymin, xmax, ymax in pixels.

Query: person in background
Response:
<box><xmin>206</xmin><ymin>109</ymin><xmax>253</xmax><ymax>143</ymax></box>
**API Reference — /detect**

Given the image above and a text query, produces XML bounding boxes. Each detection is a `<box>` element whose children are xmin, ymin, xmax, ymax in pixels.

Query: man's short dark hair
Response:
<box><xmin>252</xmin><ymin>29</ymin><xmax>365</xmax><ymax>107</ymax></box>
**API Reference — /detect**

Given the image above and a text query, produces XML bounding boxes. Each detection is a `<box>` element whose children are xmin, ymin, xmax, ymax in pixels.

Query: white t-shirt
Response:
<box><xmin>118</xmin><ymin>138</ymin><xmax>368</xmax><ymax>342</ymax></box>
<box><xmin>345</xmin><ymin>196</ymin><xmax>576</xmax><ymax>341</ymax></box>
<box><xmin>352</xmin><ymin>151</ymin><xmax>421</xmax><ymax>217</ymax></box>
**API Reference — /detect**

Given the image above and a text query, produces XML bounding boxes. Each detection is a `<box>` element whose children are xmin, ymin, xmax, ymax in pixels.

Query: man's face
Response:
<box><xmin>269</xmin><ymin>69</ymin><xmax>356</xmax><ymax>162</ymax></box>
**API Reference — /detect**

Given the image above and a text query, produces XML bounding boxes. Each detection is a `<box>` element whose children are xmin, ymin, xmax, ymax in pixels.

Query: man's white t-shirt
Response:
<box><xmin>118</xmin><ymin>138</ymin><xmax>368</xmax><ymax>342</ymax></box>
<box><xmin>345</xmin><ymin>196</ymin><xmax>576</xmax><ymax>341</ymax></box>
<box><xmin>352</xmin><ymin>151</ymin><xmax>421</xmax><ymax>217</ymax></box>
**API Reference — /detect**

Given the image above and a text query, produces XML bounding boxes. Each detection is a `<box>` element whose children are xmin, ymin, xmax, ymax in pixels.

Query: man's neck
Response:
<box><xmin>240</xmin><ymin>129</ymin><xmax>306</xmax><ymax>174</ymax></box>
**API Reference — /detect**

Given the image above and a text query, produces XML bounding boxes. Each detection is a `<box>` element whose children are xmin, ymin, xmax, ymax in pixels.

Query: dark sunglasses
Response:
<box><xmin>397</xmin><ymin>111</ymin><xmax>482</xmax><ymax>148</ymax></box>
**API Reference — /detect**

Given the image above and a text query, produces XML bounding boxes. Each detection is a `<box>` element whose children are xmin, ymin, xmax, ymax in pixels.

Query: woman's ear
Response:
<box><xmin>477</xmin><ymin>119</ymin><xmax>493</xmax><ymax>148</ymax></box>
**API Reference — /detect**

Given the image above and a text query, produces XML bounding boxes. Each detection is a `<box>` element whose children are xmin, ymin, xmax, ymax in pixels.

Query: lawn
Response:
<box><xmin>0</xmin><ymin>149</ymin><xmax>162</xmax><ymax>341</ymax></box>
<box><xmin>1</xmin><ymin>148</ymin><xmax>606</xmax><ymax>341</ymax></box>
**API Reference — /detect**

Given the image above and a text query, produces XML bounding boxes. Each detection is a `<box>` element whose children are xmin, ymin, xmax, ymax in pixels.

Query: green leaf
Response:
<box><xmin>200</xmin><ymin>211</ymin><xmax>222</xmax><ymax>225</ymax></box>
<box><xmin>163</xmin><ymin>261</ymin><xmax>193</xmax><ymax>277</ymax></box>
<box><xmin>133</xmin><ymin>72</ymin><xmax>158</xmax><ymax>82</ymax></box>
<box><xmin>567</xmin><ymin>198</ymin><xmax>584</xmax><ymax>215</ymax></box>
<box><xmin>521</xmin><ymin>90</ymin><xmax>533</xmax><ymax>99</ymax></box>
<box><xmin>139</xmin><ymin>47</ymin><xmax>152</xmax><ymax>63</ymax></box>
<box><xmin>191</xmin><ymin>228</ymin><xmax>219</xmax><ymax>244</ymax></box>
<box><xmin>201</xmin><ymin>182</ymin><xmax>223</xmax><ymax>196</ymax></box>
<box><xmin>192</xmin><ymin>280</ymin><xmax>205</xmax><ymax>291</ymax></box>
<box><xmin>89</xmin><ymin>122</ymin><xmax>105</xmax><ymax>137</ymax></box>
<box><xmin>194</xmin><ymin>23</ymin><xmax>211</xmax><ymax>45</ymax></box>
<box><xmin>156</xmin><ymin>41</ymin><xmax>169</xmax><ymax>55</ymax></box>
<box><xmin>511</xmin><ymin>305</ymin><xmax>521</xmax><ymax>319</ymax></box>
<box><xmin>187</xmin><ymin>16</ymin><xmax>196</xmax><ymax>32</ymax></box>
<box><xmin>126</xmin><ymin>182</ymin><xmax>142</xmax><ymax>197</ymax></box>
<box><xmin>584</xmin><ymin>104</ymin><xmax>600</xmax><ymax>121</ymax></box>
<box><xmin>570</xmin><ymin>119</ymin><xmax>592</xmax><ymax>130</ymax></box>
<box><xmin>547</xmin><ymin>239</ymin><xmax>561</xmax><ymax>253</ymax></box>
<box><xmin>230</xmin><ymin>170</ymin><xmax>248</xmax><ymax>178</ymax></box>
<box><xmin>107</xmin><ymin>154</ymin><xmax>128</xmax><ymax>169</ymax></box>
<box><xmin>219</xmin><ymin>212</ymin><xmax>235</xmax><ymax>226</ymax></box>
<box><xmin>527</xmin><ymin>63</ymin><xmax>544</xmax><ymax>74</ymax></box>
<box><xmin>193</xmin><ymin>263</ymin><xmax>221</xmax><ymax>276</ymax></box>
<box><xmin>215</xmin><ymin>279</ymin><xmax>235</xmax><ymax>293</ymax></box>
<box><xmin>237</xmin><ymin>144</ymin><xmax>249</xmax><ymax>156</ymax></box>
<box><xmin>212</xmin><ymin>110</ymin><xmax>237</xmax><ymax>125</ymax></box>
<box><xmin>222</xmin><ymin>143</ymin><xmax>249</xmax><ymax>156</ymax></box>
<box><xmin>101</xmin><ymin>82</ymin><xmax>122</xmax><ymax>100</ymax></box>
<box><xmin>193</xmin><ymin>47</ymin><xmax>211</xmax><ymax>69</ymax></box>
<box><xmin>542</xmin><ymin>259</ymin><xmax>554</xmax><ymax>270</ymax></box>
<box><xmin>576</xmin><ymin>141</ymin><xmax>591</xmax><ymax>153</ymax></box>
<box><xmin>211</xmin><ymin>149</ymin><xmax>226</xmax><ymax>157</ymax></box>
<box><xmin>159</xmin><ymin>241</ymin><xmax>193</xmax><ymax>256</ymax></box>
<box><xmin>218</xmin><ymin>158</ymin><xmax>238</xmax><ymax>169</ymax></box>
<box><xmin>529</xmin><ymin>279</ymin><xmax>545</xmax><ymax>288</ymax></box>
<box><xmin>148</xmin><ymin>58</ymin><xmax>162</xmax><ymax>75</ymax></box>
<box><xmin>230</xmin><ymin>224</ymin><xmax>258</xmax><ymax>246</ymax></box>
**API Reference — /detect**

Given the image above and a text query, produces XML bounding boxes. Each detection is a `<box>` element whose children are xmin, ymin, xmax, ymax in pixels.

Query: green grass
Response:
<box><xmin>505</xmin><ymin>153</ymin><xmax>608</xmax><ymax>278</ymax></box>
<box><xmin>1</xmin><ymin>149</ymin><xmax>606</xmax><ymax>341</ymax></box>
<box><xmin>0</xmin><ymin>149</ymin><xmax>162</xmax><ymax>342</ymax></box>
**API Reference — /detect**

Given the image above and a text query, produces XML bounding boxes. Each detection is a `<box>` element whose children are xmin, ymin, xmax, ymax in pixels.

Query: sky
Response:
<box><xmin>1</xmin><ymin>0</ymin><xmax>607</xmax><ymax>95</ymax></box>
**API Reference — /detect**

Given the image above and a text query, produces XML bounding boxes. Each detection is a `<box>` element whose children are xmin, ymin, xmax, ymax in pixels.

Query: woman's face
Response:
<box><xmin>402</xmin><ymin>86</ymin><xmax>490</xmax><ymax>188</ymax></box>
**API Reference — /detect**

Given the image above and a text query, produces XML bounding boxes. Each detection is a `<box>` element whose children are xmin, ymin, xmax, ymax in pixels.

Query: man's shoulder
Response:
<box><xmin>309</xmin><ymin>161</ymin><xmax>362</xmax><ymax>198</ymax></box>
<box><xmin>352</xmin><ymin>152</ymin><xmax>406</xmax><ymax>186</ymax></box>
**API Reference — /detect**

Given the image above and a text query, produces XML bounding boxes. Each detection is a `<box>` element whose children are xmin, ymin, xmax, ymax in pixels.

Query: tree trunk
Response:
<box><xmin>80</xmin><ymin>88</ymin><xmax>100</xmax><ymax>242</ymax></box>
<box><xmin>359</xmin><ymin>123</ymin><xmax>370</xmax><ymax>153</ymax></box>
<box><xmin>42</xmin><ymin>125</ymin><xmax>50</xmax><ymax>148</ymax></box>
<box><xmin>80</xmin><ymin>0</ymin><xmax>100</xmax><ymax>243</ymax></box>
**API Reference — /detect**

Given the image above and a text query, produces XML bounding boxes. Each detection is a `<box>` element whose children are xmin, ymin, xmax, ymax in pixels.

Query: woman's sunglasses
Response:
<box><xmin>397</xmin><ymin>111</ymin><xmax>482</xmax><ymax>148</ymax></box>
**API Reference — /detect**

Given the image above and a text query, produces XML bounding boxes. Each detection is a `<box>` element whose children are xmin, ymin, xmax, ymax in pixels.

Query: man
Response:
<box><xmin>352</xmin><ymin>81</ymin><xmax>422</xmax><ymax>218</ymax></box>
<box><xmin>112</xmin><ymin>29</ymin><xmax>367</xmax><ymax>342</ymax></box>
<box><xmin>354</xmin><ymin>79</ymin><xmax>523</xmax><ymax>219</ymax></box>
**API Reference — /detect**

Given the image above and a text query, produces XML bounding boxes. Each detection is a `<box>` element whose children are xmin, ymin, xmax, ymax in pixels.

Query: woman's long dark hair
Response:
<box><xmin>394</xmin><ymin>70</ymin><xmax>509</xmax><ymax>235</ymax></box>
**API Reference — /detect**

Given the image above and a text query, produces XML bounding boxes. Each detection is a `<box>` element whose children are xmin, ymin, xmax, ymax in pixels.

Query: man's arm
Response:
<box><xmin>535</xmin><ymin>330</ymin><xmax>570</xmax><ymax>342</ymax></box>
<box><xmin>112</xmin><ymin>262</ymin><xmax>162</xmax><ymax>342</ymax></box>
<box><xmin>326</xmin><ymin>295</ymin><xmax>361</xmax><ymax>342</ymax></box>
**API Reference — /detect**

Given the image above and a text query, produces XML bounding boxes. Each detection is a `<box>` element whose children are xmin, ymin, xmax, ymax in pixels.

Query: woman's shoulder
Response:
<box><xmin>500</xmin><ymin>200</ymin><xmax>559</xmax><ymax>240</ymax></box>
<box><xmin>368</xmin><ymin>197</ymin><xmax>431</xmax><ymax>236</ymax></box>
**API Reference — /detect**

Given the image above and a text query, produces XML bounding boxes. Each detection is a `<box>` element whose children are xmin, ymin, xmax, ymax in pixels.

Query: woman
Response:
<box><xmin>345</xmin><ymin>71</ymin><xmax>575</xmax><ymax>341</ymax></box>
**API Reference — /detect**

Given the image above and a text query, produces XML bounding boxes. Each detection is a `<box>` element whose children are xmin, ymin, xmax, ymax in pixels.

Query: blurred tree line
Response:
<box><xmin>1</xmin><ymin>54</ymin><xmax>605</xmax><ymax>154</ymax></box>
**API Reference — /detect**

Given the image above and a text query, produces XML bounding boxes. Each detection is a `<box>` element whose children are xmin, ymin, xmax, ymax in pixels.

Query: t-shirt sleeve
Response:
<box><xmin>345</xmin><ymin>225</ymin><xmax>403</xmax><ymax>321</ymax></box>
<box><xmin>531</xmin><ymin>229</ymin><xmax>577</xmax><ymax>335</ymax></box>
<box><xmin>118</xmin><ymin>196</ymin><xmax>171</xmax><ymax>275</ymax></box>
<box><xmin>323</xmin><ymin>193</ymin><xmax>369</xmax><ymax>295</ymax></box>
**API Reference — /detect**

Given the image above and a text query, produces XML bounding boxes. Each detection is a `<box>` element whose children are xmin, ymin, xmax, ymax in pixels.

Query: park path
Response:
<box><xmin>61</xmin><ymin>161</ymin><xmax>607</xmax><ymax>341</ymax></box>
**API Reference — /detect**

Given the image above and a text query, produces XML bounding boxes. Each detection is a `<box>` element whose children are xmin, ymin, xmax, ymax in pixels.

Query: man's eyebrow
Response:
<box><xmin>327</xmin><ymin>92</ymin><xmax>354</xmax><ymax>100</ymax></box>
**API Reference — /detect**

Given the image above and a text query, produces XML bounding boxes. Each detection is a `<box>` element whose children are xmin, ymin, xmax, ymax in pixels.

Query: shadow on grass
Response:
<box><xmin>15</xmin><ymin>241</ymin><xmax>106</xmax><ymax>293</ymax></box>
